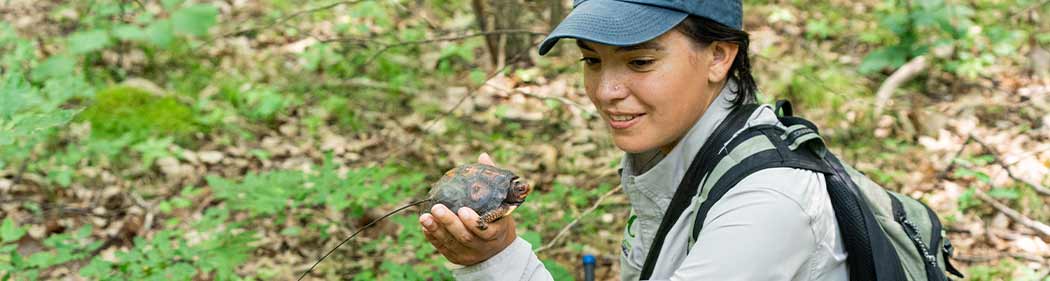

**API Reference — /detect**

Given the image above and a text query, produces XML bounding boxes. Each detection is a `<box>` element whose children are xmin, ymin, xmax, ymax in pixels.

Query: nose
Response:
<box><xmin>593</xmin><ymin>72</ymin><xmax>629</xmax><ymax>103</ymax></box>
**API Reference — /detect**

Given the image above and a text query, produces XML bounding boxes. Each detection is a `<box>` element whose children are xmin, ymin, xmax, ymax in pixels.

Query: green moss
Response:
<box><xmin>77</xmin><ymin>85</ymin><xmax>199</xmax><ymax>141</ymax></box>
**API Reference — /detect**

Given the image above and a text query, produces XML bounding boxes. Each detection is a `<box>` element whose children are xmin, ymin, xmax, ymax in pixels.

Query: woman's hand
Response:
<box><xmin>418</xmin><ymin>153</ymin><xmax>518</xmax><ymax>266</ymax></box>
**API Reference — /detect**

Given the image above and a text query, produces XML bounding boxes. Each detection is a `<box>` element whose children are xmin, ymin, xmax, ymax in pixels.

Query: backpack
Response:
<box><xmin>638</xmin><ymin>101</ymin><xmax>964</xmax><ymax>281</ymax></box>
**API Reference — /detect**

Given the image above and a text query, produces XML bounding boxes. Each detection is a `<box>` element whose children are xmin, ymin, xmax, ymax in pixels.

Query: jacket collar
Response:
<box><xmin>619</xmin><ymin>79</ymin><xmax>739</xmax><ymax>217</ymax></box>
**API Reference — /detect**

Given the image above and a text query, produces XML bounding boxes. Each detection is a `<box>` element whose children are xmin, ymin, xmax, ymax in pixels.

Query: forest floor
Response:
<box><xmin>2</xmin><ymin>0</ymin><xmax>1049</xmax><ymax>280</ymax></box>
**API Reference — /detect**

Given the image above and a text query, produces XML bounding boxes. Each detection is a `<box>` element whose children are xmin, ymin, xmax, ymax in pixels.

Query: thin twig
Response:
<box><xmin>536</xmin><ymin>185</ymin><xmax>622</xmax><ymax>253</ymax></box>
<box><xmin>874</xmin><ymin>55</ymin><xmax>929</xmax><ymax>117</ymax></box>
<box><xmin>953</xmin><ymin>253</ymin><xmax>1048</xmax><ymax>264</ymax></box>
<box><xmin>481</xmin><ymin>80</ymin><xmax>595</xmax><ymax>115</ymax></box>
<box><xmin>357</xmin><ymin>29</ymin><xmax>547</xmax><ymax>66</ymax></box>
<box><xmin>970</xmin><ymin>134</ymin><xmax>1050</xmax><ymax>197</ymax></box>
<box><xmin>225</xmin><ymin>0</ymin><xmax>367</xmax><ymax>38</ymax></box>
<box><xmin>1009</xmin><ymin>0</ymin><xmax>1050</xmax><ymax>22</ymax></box>
<box><xmin>195</xmin><ymin>0</ymin><xmax>368</xmax><ymax>50</ymax></box>
<box><xmin>390</xmin><ymin>36</ymin><xmax>542</xmax><ymax>160</ymax></box>
<box><xmin>297</xmin><ymin>199</ymin><xmax>431</xmax><ymax>280</ymax></box>
<box><xmin>11</xmin><ymin>156</ymin><xmax>30</xmax><ymax>185</ymax></box>
<box><xmin>1004</xmin><ymin>145</ymin><xmax>1050</xmax><ymax>166</ymax></box>
<box><xmin>973</xmin><ymin>189</ymin><xmax>1050</xmax><ymax>238</ymax></box>
<box><xmin>937</xmin><ymin>135</ymin><xmax>972</xmax><ymax>180</ymax></box>
<box><xmin>332</xmin><ymin>77</ymin><xmax>423</xmax><ymax>93</ymax></box>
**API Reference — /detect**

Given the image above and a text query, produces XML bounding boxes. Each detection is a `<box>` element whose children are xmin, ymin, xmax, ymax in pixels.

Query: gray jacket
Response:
<box><xmin>453</xmin><ymin>83</ymin><xmax>849</xmax><ymax>280</ymax></box>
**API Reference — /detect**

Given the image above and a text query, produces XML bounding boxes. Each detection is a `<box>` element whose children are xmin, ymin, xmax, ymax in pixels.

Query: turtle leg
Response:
<box><xmin>476</xmin><ymin>205</ymin><xmax>516</xmax><ymax>231</ymax></box>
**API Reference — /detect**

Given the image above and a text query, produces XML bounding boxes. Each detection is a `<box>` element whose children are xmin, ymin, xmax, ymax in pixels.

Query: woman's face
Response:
<box><xmin>578</xmin><ymin>30</ymin><xmax>729</xmax><ymax>154</ymax></box>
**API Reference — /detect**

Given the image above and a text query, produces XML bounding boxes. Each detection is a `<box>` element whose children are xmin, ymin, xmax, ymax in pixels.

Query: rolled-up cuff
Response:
<box><xmin>453</xmin><ymin>237</ymin><xmax>538</xmax><ymax>280</ymax></box>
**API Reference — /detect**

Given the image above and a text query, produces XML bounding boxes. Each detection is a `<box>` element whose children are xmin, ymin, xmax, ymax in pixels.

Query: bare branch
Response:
<box><xmin>970</xmin><ymin>134</ymin><xmax>1050</xmax><ymax>197</ymax></box>
<box><xmin>536</xmin><ymin>185</ymin><xmax>622</xmax><ymax>253</ymax></box>
<box><xmin>937</xmin><ymin>135</ymin><xmax>972</xmax><ymax>180</ymax></box>
<box><xmin>333</xmin><ymin>77</ymin><xmax>423</xmax><ymax>93</ymax></box>
<box><xmin>389</xmin><ymin>36</ymin><xmax>542</xmax><ymax>160</ymax></box>
<box><xmin>953</xmin><ymin>253</ymin><xmax>1048</xmax><ymax>264</ymax></box>
<box><xmin>224</xmin><ymin>0</ymin><xmax>368</xmax><ymax>38</ymax></box>
<box><xmin>355</xmin><ymin>29</ymin><xmax>547</xmax><ymax>66</ymax></box>
<box><xmin>874</xmin><ymin>55</ymin><xmax>929</xmax><ymax>117</ymax></box>
<box><xmin>973</xmin><ymin>189</ymin><xmax>1050</xmax><ymax>238</ymax></box>
<box><xmin>480</xmin><ymin>80</ymin><xmax>595</xmax><ymax>115</ymax></box>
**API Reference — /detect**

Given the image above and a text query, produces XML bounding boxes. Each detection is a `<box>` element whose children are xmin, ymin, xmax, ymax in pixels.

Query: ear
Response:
<box><xmin>707</xmin><ymin>41</ymin><xmax>739</xmax><ymax>83</ymax></box>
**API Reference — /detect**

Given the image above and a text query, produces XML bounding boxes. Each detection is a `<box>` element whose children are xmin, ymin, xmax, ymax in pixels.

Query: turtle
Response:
<box><xmin>298</xmin><ymin>163</ymin><xmax>532</xmax><ymax>280</ymax></box>
<box><xmin>424</xmin><ymin>163</ymin><xmax>532</xmax><ymax>230</ymax></box>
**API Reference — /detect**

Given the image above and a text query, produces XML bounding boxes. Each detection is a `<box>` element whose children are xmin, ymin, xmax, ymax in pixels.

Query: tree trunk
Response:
<box><xmin>545</xmin><ymin>0</ymin><xmax>565</xmax><ymax>56</ymax></box>
<box><xmin>471</xmin><ymin>0</ymin><xmax>534</xmax><ymax>68</ymax></box>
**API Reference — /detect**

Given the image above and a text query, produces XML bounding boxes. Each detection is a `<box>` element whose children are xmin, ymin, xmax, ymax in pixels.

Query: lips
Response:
<box><xmin>607</xmin><ymin>112</ymin><xmax>645</xmax><ymax>129</ymax></box>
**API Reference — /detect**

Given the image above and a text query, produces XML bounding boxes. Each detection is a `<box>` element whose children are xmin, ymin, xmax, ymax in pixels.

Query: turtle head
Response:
<box><xmin>505</xmin><ymin>177</ymin><xmax>531</xmax><ymax>205</ymax></box>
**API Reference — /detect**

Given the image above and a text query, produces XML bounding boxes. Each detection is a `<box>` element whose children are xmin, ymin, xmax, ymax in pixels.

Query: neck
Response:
<box><xmin>658</xmin><ymin>79</ymin><xmax>728</xmax><ymax>155</ymax></box>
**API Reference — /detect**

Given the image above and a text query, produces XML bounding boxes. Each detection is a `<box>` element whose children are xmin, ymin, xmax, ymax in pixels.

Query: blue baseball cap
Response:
<box><xmin>538</xmin><ymin>0</ymin><xmax>742</xmax><ymax>56</ymax></box>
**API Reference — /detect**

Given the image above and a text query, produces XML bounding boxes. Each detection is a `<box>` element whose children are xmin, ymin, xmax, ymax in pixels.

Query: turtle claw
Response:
<box><xmin>476</xmin><ymin>220</ymin><xmax>488</xmax><ymax>231</ymax></box>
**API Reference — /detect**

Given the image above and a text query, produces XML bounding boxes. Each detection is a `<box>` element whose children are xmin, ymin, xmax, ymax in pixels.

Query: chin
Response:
<box><xmin>613</xmin><ymin>137</ymin><xmax>656</xmax><ymax>154</ymax></box>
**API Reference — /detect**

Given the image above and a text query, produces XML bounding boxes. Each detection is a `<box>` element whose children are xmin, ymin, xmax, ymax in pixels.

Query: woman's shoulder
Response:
<box><xmin>730</xmin><ymin>167</ymin><xmax>829</xmax><ymax>215</ymax></box>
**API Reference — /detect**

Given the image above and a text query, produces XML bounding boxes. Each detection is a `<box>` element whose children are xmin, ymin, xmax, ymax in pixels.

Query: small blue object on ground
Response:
<box><xmin>583</xmin><ymin>254</ymin><xmax>596</xmax><ymax>281</ymax></box>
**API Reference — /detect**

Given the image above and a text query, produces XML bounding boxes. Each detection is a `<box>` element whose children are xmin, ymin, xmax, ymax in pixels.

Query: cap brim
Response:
<box><xmin>538</xmin><ymin>0</ymin><xmax>687</xmax><ymax>56</ymax></box>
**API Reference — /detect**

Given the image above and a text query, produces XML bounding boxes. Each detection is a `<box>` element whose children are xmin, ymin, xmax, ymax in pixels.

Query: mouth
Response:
<box><xmin>607</xmin><ymin>112</ymin><xmax>645</xmax><ymax>129</ymax></box>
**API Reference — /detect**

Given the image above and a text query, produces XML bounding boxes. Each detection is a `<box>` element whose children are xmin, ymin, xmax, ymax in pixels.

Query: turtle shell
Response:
<box><xmin>425</xmin><ymin>164</ymin><xmax>518</xmax><ymax>217</ymax></box>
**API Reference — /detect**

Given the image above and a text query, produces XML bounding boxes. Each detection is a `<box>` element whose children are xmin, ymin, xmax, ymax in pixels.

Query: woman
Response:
<box><xmin>418</xmin><ymin>0</ymin><xmax>848</xmax><ymax>280</ymax></box>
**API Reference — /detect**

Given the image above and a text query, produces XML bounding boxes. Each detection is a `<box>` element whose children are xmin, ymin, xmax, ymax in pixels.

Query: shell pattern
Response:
<box><xmin>426</xmin><ymin>164</ymin><xmax>517</xmax><ymax>217</ymax></box>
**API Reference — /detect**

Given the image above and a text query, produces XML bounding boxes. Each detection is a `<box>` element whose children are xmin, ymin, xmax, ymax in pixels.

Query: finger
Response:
<box><xmin>423</xmin><ymin>217</ymin><xmax>467</xmax><ymax>250</ymax></box>
<box><xmin>423</xmin><ymin>226</ymin><xmax>456</xmax><ymax>255</ymax></box>
<box><xmin>458</xmin><ymin>207</ymin><xmax>502</xmax><ymax>240</ymax></box>
<box><xmin>431</xmin><ymin>204</ymin><xmax>477</xmax><ymax>244</ymax></box>
<box><xmin>423</xmin><ymin>224</ymin><xmax>474</xmax><ymax>264</ymax></box>
<box><xmin>427</xmin><ymin>206</ymin><xmax>466</xmax><ymax>245</ymax></box>
<box><xmin>419</xmin><ymin>213</ymin><xmax>438</xmax><ymax>232</ymax></box>
<box><xmin>478</xmin><ymin>153</ymin><xmax>495</xmax><ymax>166</ymax></box>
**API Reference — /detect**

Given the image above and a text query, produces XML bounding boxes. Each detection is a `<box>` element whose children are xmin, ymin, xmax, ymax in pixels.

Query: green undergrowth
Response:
<box><xmin>78</xmin><ymin>208</ymin><xmax>254</xmax><ymax>280</ymax></box>
<box><xmin>964</xmin><ymin>258</ymin><xmax>1047</xmax><ymax>281</ymax></box>
<box><xmin>0</xmin><ymin>221</ymin><xmax>101</xmax><ymax>280</ymax></box>
<box><xmin>2</xmin><ymin>0</ymin><xmax>1045</xmax><ymax>279</ymax></box>
<box><xmin>77</xmin><ymin>85</ymin><xmax>200</xmax><ymax>141</ymax></box>
<box><xmin>1</xmin><ymin>158</ymin><xmax>447</xmax><ymax>279</ymax></box>
<box><xmin>202</xmin><ymin>155</ymin><xmax>452</xmax><ymax>279</ymax></box>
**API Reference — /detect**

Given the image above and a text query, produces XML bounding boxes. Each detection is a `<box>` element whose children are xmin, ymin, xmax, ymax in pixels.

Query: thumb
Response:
<box><xmin>478</xmin><ymin>153</ymin><xmax>495</xmax><ymax>166</ymax></box>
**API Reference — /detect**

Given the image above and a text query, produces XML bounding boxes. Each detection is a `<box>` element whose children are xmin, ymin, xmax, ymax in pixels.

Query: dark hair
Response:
<box><xmin>675</xmin><ymin>16</ymin><xmax>758</xmax><ymax>109</ymax></box>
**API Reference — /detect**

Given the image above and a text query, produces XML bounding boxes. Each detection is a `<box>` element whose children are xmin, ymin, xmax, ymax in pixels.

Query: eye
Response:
<box><xmin>629</xmin><ymin>59</ymin><xmax>655</xmax><ymax>68</ymax></box>
<box><xmin>579</xmin><ymin>57</ymin><xmax>601</xmax><ymax>66</ymax></box>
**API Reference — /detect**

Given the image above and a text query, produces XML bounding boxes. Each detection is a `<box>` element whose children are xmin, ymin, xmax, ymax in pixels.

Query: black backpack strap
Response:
<box><xmin>775</xmin><ymin>99</ymin><xmax>793</xmax><ymax>117</ymax></box>
<box><xmin>637</xmin><ymin>103</ymin><xmax>760</xmax><ymax>280</ymax></box>
<box><xmin>689</xmin><ymin>126</ymin><xmax>830</xmax><ymax>240</ymax></box>
<box><xmin>781</xmin><ymin>101</ymin><xmax>907</xmax><ymax>280</ymax></box>
<box><xmin>685</xmin><ymin>104</ymin><xmax>910</xmax><ymax>281</ymax></box>
<box><xmin>822</xmin><ymin>153</ymin><xmax>908</xmax><ymax>281</ymax></box>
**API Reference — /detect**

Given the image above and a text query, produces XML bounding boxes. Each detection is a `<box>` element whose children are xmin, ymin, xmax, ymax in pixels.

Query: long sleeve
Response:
<box><xmin>453</xmin><ymin>237</ymin><xmax>554</xmax><ymax>281</ymax></box>
<box><xmin>620</xmin><ymin>182</ymin><xmax>821</xmax><ymax>281</ymax></box>
<box><xmin>649</xmin><ymin>168</ymin><xmax>846</xmax><ymax>281</ymax></box>
<box><xmin>665</xmin><ymin>186</ymin><xmax>817</xmax><ymax>280</ymax></box>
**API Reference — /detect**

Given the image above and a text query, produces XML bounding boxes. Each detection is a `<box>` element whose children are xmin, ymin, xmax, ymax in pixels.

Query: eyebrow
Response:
<box><xmin>576</xmin><ymin>40</ymin><xmax>665</xmax><ymax>52</ymax></box>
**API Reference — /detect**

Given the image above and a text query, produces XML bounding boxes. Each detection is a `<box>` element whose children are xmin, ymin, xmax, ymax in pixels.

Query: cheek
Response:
<box><xmin>635</xmin><ymin>72</ymin><xmax>686</xmax><ymax>115</ymax></box>
<box><xmin>623</xmin><ymin>63</ymin><xmax>711</xmax><ymax>148</ymax></box>
<box><xmin>582</xmin><ymin>71</ymin><xmax>599</xmax><ymax>103</ymax></box>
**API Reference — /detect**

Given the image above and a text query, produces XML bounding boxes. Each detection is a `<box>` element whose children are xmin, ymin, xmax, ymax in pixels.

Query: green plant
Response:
<box><xmin>78</xmin><ymin>208</ymin><xmax>255</xmax><ymax>280</ymax></box>
<box><xmin>77</xmin><ymin>85</ymin><xmax>200</xmax><ymax>141</ymax></box>
<box><xmin>206</xmin><ymin>155</ymin><xmax>449</xmax><ymax>278</ymax></box>
<box><xmin>66</xmin><ymin>1</ymin><xmax>217</xmax><ymax>52</ymax></box>
<box><xmin>859</xmin><ymin>0</ymin><xmax>1030</xmax><ymax>80</ymax></box>
<box><xmin>212</xmin><ymin>81</ymin><xmax>300</xmax><ymax>125</ymax></box>
<box><xmin>0</xmin><ymin>23</ymin><xmax>80</xmax><ymax>171</ymax></box>
<box><xmin>963</xmin><ymin>258</ymin><xmax>1045</xmax><ymax>281</ymax></box>
<box><xmin>858</xmin><ymin>0</ymin><xmax>969</xmax><ymax>74</ymax></box>
<box><xmin>1</xmin><ymin>219</ymin><xmax>102</xmax><ymax>280</ymax></box>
